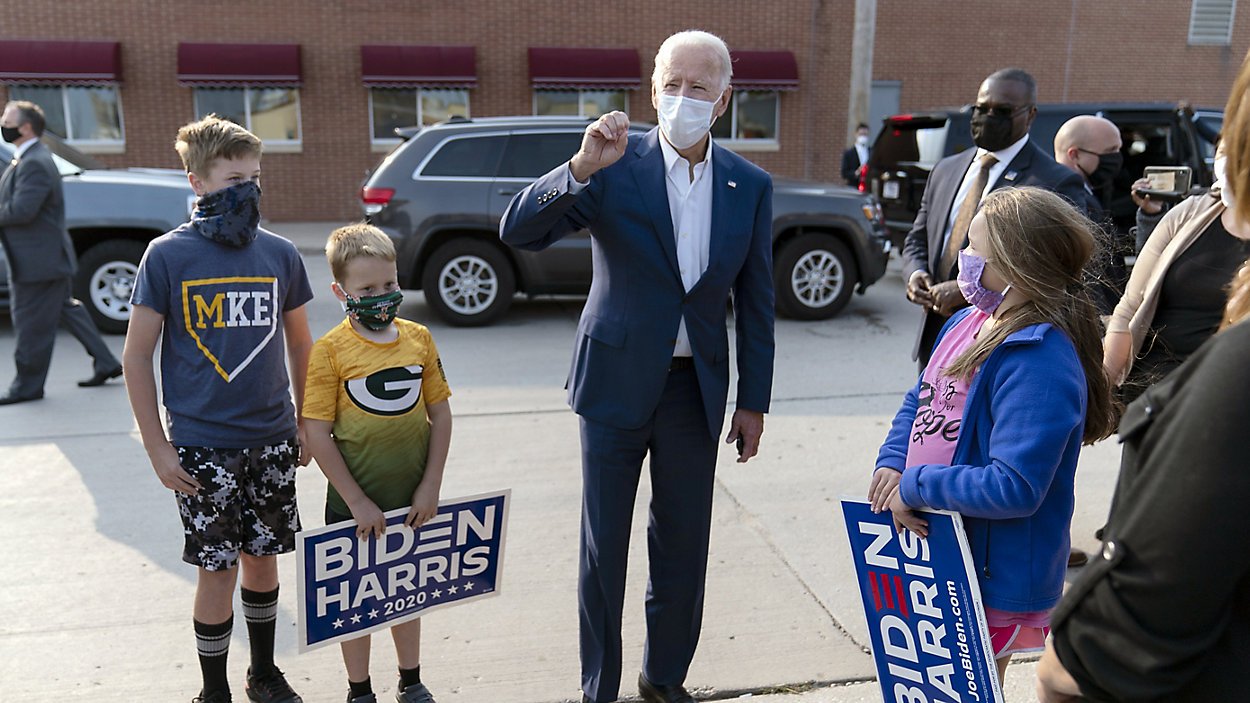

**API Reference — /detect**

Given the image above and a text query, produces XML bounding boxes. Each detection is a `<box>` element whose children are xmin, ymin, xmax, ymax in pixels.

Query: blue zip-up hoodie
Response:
<box><xmin>875</xmin><ymin>307</ymin><xmax>1088</xmax><ymax>612</ymax></box>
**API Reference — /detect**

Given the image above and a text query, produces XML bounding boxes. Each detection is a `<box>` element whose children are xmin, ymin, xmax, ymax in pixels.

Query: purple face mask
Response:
<box><xmin>957</xmin><ymin>250</ymin><xmax>1011</xmax><ymax>314</ymax></box>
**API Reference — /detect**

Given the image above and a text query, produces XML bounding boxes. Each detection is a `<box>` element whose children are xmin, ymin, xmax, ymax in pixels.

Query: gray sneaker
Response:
<box><xmin>347</xmin><ymin>693</ymin><xmax>377</xmax><ymax>703</ymax></box>
<box><xmin>395</xmin><ymin>682</ymin><xmax>436</xmax><ymax>703</ymax></box>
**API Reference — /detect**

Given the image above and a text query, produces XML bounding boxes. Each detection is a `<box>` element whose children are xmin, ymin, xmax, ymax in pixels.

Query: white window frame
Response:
<box><xmin>368</xmin><ymin>87</ymin><xmax>471</xmax><ymax>150</ymax></box>
<box><xmin>192</xmin><ymin>85</ymin><xmax>303</xmax><ymax>152</ymax></box>
<box><xmin>715</xmin><ymin>90</ymin><xmax>780</xmax><ymax>152</ymax></box>
<box><xmin>531</xmin><ymin>89</ymin><xmax>629</xmax><ymax>118</ymax></box>
<box><xmin>11</xmin><ymin>84</ymin><xmax>125</xmax><ymax>153</ymax></box>
<box><xmin>1188</xmin><ymin>0</ymin><xmax>1237</xmax><ymax>45</ymax></box>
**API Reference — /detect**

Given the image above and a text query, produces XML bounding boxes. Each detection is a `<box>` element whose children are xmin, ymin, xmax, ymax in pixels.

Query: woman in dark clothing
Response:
<box><xmin>1036</xmin><ymin>52</ymin><xmax>1250</xmax><ymax>702</ymax></box>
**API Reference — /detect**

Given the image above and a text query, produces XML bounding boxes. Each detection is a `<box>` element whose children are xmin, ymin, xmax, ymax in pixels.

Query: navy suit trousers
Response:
<box><xmin>577</xmin><ymin>366</ymin><xmax>719</xmax><ymax>703</ymax></box>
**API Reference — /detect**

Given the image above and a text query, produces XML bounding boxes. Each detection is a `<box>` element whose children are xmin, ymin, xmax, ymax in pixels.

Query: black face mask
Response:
<box><xmin>970</xmin><ymin>112</ymin><xmax>1017</xmax><ymax>152</ymax></box>
<box><xmin>1083</xmin><ymin>151</ymin><xmax>1123</xmax><ymax>200</ymax></box>
<box><xmin>1</xmin><ymin>126</ymin><xmax>21</xmax><ymax>144</ymax></box>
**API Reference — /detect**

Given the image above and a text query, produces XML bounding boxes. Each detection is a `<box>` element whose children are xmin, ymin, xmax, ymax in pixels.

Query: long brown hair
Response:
<box><xmin>944</xmin><ymin>187</ymin><xmax>1119</xmax><ymax>443</ymax></box>
<box><xmin>1221</xmin><ymin>50</ymin><xmax>1250</xmax><ymax>330</ymax></box>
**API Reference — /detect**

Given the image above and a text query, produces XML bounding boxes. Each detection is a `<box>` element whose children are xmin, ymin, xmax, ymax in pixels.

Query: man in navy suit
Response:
<box><xmin>902</xmin><ymin>68</ymin><xmax>1088</xmax><ymax>368</ymax></box>
<box><xmin>500</xmin><ymin>30</ymin><xmax>774</xmax><ymax>703</ymax></box>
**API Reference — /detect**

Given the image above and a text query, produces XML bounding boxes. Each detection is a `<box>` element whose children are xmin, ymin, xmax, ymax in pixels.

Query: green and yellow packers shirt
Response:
<box><xmin>303</xmin><ymin>318</ymin><xmax>452</xmax><ymax>514</ymax></box>
<box><xmin>130</xmin><ymin>225</ymin><xmax>314</xmax><ymax>447</ymax></box>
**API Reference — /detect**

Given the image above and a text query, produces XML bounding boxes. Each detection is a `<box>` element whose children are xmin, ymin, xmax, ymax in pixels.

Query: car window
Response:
<box><xmin>420</xmin><ymin>135</ymin><xmax>507</xmax><ymax>178</ymax></box>
<box><xmin>497</xmin><ymin>132</ymin><xmax>584</xmax><ymax>179</ymax></box>
<box><xmin>1195</xmin><ymin>112</ymin><xmax>1223</xmax><ymax>162</ymax></box>
<box><xmin>871</xmin><ymin>117</ymin><xmax>949</xmax><ymax>169</ymax></box>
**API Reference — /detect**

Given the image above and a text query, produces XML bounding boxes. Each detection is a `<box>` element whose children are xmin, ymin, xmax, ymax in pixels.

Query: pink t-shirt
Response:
<box><xmin>905</xmin><ymin>309</ymin><xmax>989</xmax><ymax>468</ymax></box>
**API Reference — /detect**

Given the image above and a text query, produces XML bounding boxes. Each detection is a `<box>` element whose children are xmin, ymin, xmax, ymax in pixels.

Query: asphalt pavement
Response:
<box><xmin>0</xmin><ymin>221</ymin><xmax>1121</xmax><ymax>702</ymax></box>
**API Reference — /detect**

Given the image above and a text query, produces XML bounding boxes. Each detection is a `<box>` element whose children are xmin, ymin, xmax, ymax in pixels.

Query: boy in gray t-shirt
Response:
<box><xmin>123</xmin><ymin>116</ymin><xmax>313</xmax><ymax>703</ymax></box>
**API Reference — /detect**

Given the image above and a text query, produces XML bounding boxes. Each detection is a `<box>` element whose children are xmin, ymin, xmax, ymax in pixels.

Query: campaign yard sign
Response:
<box><xmin>840</xmin><ymin>499</ymin><xmax>1003</xmax><ymax>703</ymax></box>
<box><xmin>296</xmin><ymin>490</ymin><xmax>510</xmax><ymax>652</ymax></box>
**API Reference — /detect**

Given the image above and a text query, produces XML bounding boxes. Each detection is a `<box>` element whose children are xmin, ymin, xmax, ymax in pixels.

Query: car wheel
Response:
<box><xmin>420</xmin><ymin>239</ymin><xmax>516</xmax><ymax>326</ymax></box>
<box><xmin>774</xmin><ymin>234</ymin><xmax>858</xmax><ymax>320</ymax></box>
<box><xmin>73</xmin><ymin>239</ymin><xmax>148</xmax><ymax>334</ymax></box>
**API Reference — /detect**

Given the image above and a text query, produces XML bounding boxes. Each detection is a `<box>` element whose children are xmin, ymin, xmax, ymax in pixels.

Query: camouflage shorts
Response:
<box><xmin>175</xmin><ymin>437</ymin><xmax>302</xmax><ymax>571</ymax></box>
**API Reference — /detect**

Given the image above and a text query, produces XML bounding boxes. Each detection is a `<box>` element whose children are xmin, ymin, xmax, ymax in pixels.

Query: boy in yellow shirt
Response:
<box><xmin>302</xmin><ymin>224</ymin><xmax>452</xmax><ymax>703</ymax></box>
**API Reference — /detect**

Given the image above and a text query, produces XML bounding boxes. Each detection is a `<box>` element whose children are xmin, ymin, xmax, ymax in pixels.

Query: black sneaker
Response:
<box><xmin>245</xmin><ymin>667</ymin><xmax>303</xmax><ymax>703</ymax></box>
<box><xmin>193</xmin><ymin>691</ymin><xmax>231</xmax><ymax>703</ymax></box>
<box><xmin>395</xmin><ymin>682</ymin><xmax>436</xmax><ymax>703</ymax></box>
<box><xmin>347</xmin><ymin>693</ymin><xmax>377</xmax><ymax>703</ymax></box>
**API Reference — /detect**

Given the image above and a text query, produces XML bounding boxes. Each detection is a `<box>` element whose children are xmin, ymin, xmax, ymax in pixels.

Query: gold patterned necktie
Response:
<box><xmin>941</xmin><ymin>152</ymin><xmax>999</xmax><ymax>279</ymax></box>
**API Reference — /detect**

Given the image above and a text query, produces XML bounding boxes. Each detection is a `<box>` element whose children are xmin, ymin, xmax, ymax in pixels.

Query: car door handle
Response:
<box><xmin>497</xmin><ymin>188</ymin><xmax>519</xmax><ymax>196</ymax></box>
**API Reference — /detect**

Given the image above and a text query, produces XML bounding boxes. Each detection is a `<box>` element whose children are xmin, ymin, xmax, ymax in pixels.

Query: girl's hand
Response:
<box><xmin>406</xmin><ymin>480</ymin><xmax>441</xmax><ymax>529</ymax></box>
<box><xmin>888</xmin><ymin>487</ymin><xmax>929</xmax><ymax>538</ymax></box>
<box><xmin>347</xmin><ymin>497</ymin><xmax>386</xmax><ymax>539</ymax></box>
<box><xmin>868</xmin><ymin>467</ymin><xmax>902</xmax><ymax>513</ymax></box>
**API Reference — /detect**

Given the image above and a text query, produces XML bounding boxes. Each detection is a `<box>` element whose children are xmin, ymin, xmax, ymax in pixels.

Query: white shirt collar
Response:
<box><xmin>13</xmin><ymin>138</ymin><xmax>38</xmax><ymax>160</ymax></box>
<box><xmin>978</xmin><ymin>133</ymin><xmax>1029</xmax><ymax>167</ymax></box>
<box><xmin>658</xmin><ymin>131</ymin><xmax>713</xmax><ymax>181</ymax></box>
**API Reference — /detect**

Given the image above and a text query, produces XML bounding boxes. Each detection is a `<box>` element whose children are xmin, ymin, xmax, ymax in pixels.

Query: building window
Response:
<box><xmin>533</xmin><ymin>90</ymin><xmax>626</xmax><ymax>118</ymax></box>
<box><xmin>370</xmin><ymin>88</ymin><xmax>469</xmax><ymax>141</ymax></box>
<box><xmin>8</xmin><ymin>84</ymin><xmax>124</xmax><ymax>146</ymax></box>
<box><xmin>711</xmin><ymin>90</ymin><xmax>779</xmax><ymax>142</ymax></box>
<box><xmin>193</xmin><ymin>87</ymin><xmax>301</xmax><ymax>144</ymax></box>
<box><xmin>1189</xmin><ymin>0</ymin><xmax>1237</xmax><ymax>44</ymax></box>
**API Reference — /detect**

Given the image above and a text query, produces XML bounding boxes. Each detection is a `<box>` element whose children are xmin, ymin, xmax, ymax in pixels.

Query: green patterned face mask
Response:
<box><xmin>342</xmin><ymin>289</ymin><xmax>403</xmax><ymax>330</ymax></box>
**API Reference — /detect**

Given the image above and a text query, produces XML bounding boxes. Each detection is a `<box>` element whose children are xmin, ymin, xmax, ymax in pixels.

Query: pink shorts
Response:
<box><xmin>984</xmin><ymin>607</ymin><xmax>1050</xmax><ymax>658</ymax></box>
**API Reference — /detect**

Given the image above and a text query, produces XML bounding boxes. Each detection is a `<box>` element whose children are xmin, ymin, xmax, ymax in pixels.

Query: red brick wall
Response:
<box><xmin>874</xmin><ymin>0</ymin><xmax>1249</xmax><ymax>112</ymax></box>
<box><xmin>2</xmin><ymin>1</ymin><xmax>1244</xmax><ymax>219</ymax></box>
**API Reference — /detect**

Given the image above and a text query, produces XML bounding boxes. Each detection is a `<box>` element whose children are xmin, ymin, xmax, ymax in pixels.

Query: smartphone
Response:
<box><xmin>736</xmin><ymin>436</ymin><xmax>745</xmax><ymax>457</ymax></box>
<box><xmin>1135</xmin><ymin>166</ymin><xmax>1193</xmax><ymax>203</ymax></box>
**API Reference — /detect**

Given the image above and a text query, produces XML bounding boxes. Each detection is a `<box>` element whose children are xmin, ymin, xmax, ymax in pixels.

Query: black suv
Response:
<box><xmin>867</xmin><ymin>103</ymin><xmax>1222</xmax><ymax>247</ymax></box>
<box><xmin>360</xmin><ymin>116</ymin><xmax>891</xmax><ymax>326</ymax></box>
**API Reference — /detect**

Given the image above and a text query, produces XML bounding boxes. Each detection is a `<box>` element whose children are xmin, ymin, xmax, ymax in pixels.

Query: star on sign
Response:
<box><xmin>368</xmin><ymin>609</ymin><xmax>379</xmax><ymax>619</ymax></box>
<box><xmin>351</xmin><ymin>613</ymin><xmax>363</xmax><ymax>624</ymax></box>
<box><xmin>463</xmin><ymin>581</ymin><xmax>475</xmax><ymax>591</ymax></box>
<box><xmin>431</xmin><ymin>589</ymin><xmax>442</xmax><ymax>599</ymax></box>
<box><xmin>333</xmin><ymin>619</ymin><xmax>344</xmax><ymax>629</ymax></box>
<box><xmin>447</xmin><ymin>585</ymin><xmax>459</xmax><ymax>595</ymax></box>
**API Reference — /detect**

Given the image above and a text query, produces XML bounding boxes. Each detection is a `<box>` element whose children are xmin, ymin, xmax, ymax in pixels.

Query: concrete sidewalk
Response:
<box><xmin>0</xmin><ymin>234</ymin><xmax>1119</xmax><ymax>702</ymax></box>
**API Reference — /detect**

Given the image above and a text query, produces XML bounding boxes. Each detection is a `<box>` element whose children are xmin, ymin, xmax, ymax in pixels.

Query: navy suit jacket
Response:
<box><xmin>901</xmin><ymin>138</ymin><xmax>1089</xmax><ymax>283</ymax></box>
<box><xmin>500</xmin><ymin>128</ymin><xmax>775</xmax><ymax>438</ymax></box>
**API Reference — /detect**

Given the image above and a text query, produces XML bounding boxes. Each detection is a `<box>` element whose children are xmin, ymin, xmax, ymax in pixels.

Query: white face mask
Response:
<box><xmin>856</xmin><ymin>135</ymin><xmax>869</xmax><ymax>147</ymax></box>
<box><xmin>657</xmin><ymin>93</ymin><xmax>718</xmax><ymax>150</ymax></box>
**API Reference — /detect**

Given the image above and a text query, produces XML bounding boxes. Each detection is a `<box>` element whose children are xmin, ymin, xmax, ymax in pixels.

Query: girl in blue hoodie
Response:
<box><xmin>868</xmin><ymin>186</ymin><xmax>1118</xmax><ymax>685</ymax></box>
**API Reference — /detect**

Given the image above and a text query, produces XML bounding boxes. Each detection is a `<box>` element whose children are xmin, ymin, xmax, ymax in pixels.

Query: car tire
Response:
<box><xmin>421</xmin><ymin>239</ymin><xmax>516</xmax><ymax>326</ymax></box>
<box><xmin>774</xmin><ymin>234</ymin><xmax>858</xmax><ymax>320</ymax></box>
<box><xmin>73</xmin><ymin>239</ymin><xmax>148</xmax><ymax>334</ymax></box>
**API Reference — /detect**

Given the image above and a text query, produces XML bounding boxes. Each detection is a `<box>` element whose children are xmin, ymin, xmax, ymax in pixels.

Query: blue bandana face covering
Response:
<box><xmin>192</xmin><ymin>180</ymin><xmax>261</xmax><ymax>247</ymax></box>
<box><xmin>342</xmin><ymin>289</ymin><xmax>403</xmax><ymax>330</ymax></box>
<box><xmin>957</xmin><ymin>250</ymin><xmax>1011</xmax><ymax>314</ymax></box>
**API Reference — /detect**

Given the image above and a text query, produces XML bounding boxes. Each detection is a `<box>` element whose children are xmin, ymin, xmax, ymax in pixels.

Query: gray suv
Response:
<box><xmin>0</xmin><ymin>135</ymin><xmax>194</xmax><ymax>333</ymax></box>
<box><xmin>361</xmin><ymin>116</ymin><xmax>891</xmax><ymax>326</ymax></box>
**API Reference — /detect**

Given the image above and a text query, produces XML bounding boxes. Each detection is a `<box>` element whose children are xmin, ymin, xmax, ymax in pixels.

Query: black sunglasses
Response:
<box><xmin>972</xmin><ymin>104</ymin><xmax>1032</xmax><ymax>119</ymax></box>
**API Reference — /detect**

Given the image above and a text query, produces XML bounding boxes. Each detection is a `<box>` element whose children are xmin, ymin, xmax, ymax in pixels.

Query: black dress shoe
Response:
<box><xmin>78</xmin><ymin>365</ymin><xmax>123</xmax><ymax>387</ymax></box>
<box><xmin>638</xmin><ymin>674</ymin><xmax>695</xmax><ymax>703</ymax></box>
<box><xmin>0</xmin><ymin>392</ymin><xmax>44</xmax><ymax>406</ymax></box>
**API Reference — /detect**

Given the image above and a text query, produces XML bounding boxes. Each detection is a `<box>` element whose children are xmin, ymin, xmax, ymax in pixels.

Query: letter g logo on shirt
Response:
<box><xmin>345</xmin><ymin>365</ymin><xmax>424</xmax><ymax>416</ymax></box>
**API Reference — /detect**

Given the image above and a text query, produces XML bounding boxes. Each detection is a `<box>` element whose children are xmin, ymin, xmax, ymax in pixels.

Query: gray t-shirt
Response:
<box><xmin>131</xmin><ymin>224</ymin><xmax>314</xmax><ymax>447</ymax></box>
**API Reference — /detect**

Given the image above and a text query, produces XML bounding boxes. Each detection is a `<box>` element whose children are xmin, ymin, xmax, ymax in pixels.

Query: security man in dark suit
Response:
<box><xmin>902</xmin><ymin>68</ymin><xmax>1089</xmax><ymax>369</ymax></box>
<box><xmin>840</xmin><ymin>122</ymin><xmax>870</xmax><ymax>187</ymax></box>
<box><xmin>0</xmin><ymin>100</ymin><xmax>121</xmax><ymax>405</ymax></box>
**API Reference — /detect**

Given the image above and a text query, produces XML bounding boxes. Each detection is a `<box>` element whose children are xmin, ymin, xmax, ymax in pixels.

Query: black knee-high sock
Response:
<box><xmin>194</xmin><ymin>616</ymin><xmax>233</xmax><ymax>695</ymax></box>
<box><xmin>241</xmin><ymin>586</ymin><xmax>279</xmax><ymax>674</ymax></box>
